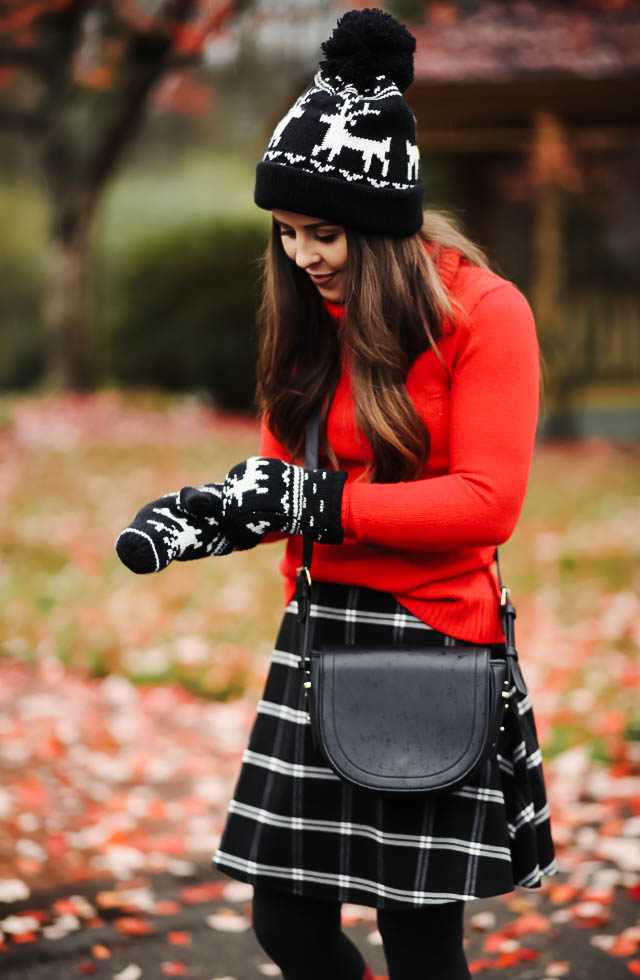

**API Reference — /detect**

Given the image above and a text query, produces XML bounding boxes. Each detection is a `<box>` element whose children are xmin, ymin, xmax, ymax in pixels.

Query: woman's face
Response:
<box><xmin>273</xmin><ymin>209</ymin><xmax>347</xmax><ymax>304</ymax></box>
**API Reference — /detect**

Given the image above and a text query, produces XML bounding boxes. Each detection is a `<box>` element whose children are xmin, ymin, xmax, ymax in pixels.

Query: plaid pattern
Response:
<box><xmin>214</xmin><ymin>582</ymin><xmax>558</xmax><ymax>907</ymax></box>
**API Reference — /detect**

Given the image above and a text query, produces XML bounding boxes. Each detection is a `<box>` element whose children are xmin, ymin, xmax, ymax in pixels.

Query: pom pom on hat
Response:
<box><xmin>319</xmin><ymin>7</ymin><xmax>416</xmax><ymax>93</ymax></box>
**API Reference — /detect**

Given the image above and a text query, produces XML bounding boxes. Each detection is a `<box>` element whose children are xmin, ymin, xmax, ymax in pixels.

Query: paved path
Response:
<box><xmin>1</xmin><ymin>864</ymin><xmax>639</xmax><ymax>979</ymax></box>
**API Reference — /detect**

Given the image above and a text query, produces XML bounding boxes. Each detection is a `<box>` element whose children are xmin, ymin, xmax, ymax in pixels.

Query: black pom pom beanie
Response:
<box><xmin>254</xmin><ymin>7</ymin><xmax>424</xmax><ymax>237</ymax></box>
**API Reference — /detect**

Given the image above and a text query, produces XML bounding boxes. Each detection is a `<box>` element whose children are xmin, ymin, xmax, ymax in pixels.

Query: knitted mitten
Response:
<box><xmin>115</xmin><ymin>484</ymin><xmax>233</xmax><ymax>574</ymax></box>
<box><xmin>213</xmin><ymin>456</ymin><xmax>348</xmax><ymax>551</ymax></box>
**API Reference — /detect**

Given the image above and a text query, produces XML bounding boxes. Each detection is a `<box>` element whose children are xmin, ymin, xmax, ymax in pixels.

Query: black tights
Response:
<box><xmin>252</xmin><ymin>884</ymin><xmax>471</xmax><ymax>980</ymax></box>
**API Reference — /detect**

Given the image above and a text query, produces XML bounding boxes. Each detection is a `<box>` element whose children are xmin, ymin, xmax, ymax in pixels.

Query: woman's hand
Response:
<box><xmin>213</xmin><ymin>456</ymin><xmax>348</xmax><ymax>551</ymax></box>
<box><xmin>115</xmin><ymin>484</ymin><xmax>233</xmax><ymax>574</ymax></box>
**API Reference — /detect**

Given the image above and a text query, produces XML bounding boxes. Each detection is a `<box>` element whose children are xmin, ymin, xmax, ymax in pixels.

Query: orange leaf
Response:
<box><xmin>549</xmin><ymin>883</ymin><xmax>580</xmax><ymax>904</ymax></box>
<box><xmin>91</xmin><ymin>945</ymin><xmax>111</xmax><ymax>959</ymax></box>
<box><xmin>114</xmin><ymin>917</ymin><xmax>154</xmax><ymax>936</ymax></box>
<box><xmin>155</xmin><ymin>900</ymin><xmax>182</xmax><ymax>916</ymax></box>
<box><xmin>610</xmin><ymin>938</ymin><xmax>639</xmax><ymax>957</ymax></box>
<box><xmin>168</xmin><ymin>931</ymin><xmax>191</xmax><ymax>946</ymax></box>
<box><xmin>179</xmin><ymin>882</ymin><xmax>225</xmax><ymax>904</ymax></box>
<box><xmin>469</xmin><ymin>960</ymin><xmax>494</xmax><ymax>974</ymax></box>
<box><xmin>502</xmin><ymin>913</ymin><xmax>550</xmax><ymax>937</ymax></box>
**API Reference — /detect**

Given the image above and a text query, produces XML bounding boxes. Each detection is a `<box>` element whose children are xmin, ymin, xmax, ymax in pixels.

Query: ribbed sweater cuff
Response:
<box><xmin>340</xmin><ymin>482</ymin><xmax>355</xmax><ymax>539</ymax></box>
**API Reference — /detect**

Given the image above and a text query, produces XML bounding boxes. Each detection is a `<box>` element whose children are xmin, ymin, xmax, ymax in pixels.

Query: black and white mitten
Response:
<box><xmin>115</xmin><ymin>484</ymin><xmax>232</xmax><ymax>574</ymax></box>
<box><xmin>219</xmin><ymin>456</ymin><xmax>348</xmax><ymax>551</ymax></box>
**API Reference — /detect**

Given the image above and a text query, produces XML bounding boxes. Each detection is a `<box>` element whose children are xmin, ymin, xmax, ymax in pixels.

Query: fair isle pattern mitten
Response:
<box><xmin>115</xmin><ymin>485</ymin><xmax>232</xmax><ymax>574</ymax></box>
<box><xmin>220</xmin><ymin>456</ymin><xmax>348</xmax><ymax>550</ymax></box>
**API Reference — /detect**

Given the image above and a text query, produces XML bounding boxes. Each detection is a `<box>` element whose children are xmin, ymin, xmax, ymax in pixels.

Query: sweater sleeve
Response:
<box><xmin>341</xmin><ymin>283</ymin><xmax>540</xmax><ymax>551</ymax></box>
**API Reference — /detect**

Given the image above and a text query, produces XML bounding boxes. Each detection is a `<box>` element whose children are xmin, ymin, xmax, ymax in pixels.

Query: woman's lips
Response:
<box><xmin>309</xmin><ymin>272</ymin><xmax>335</xmax><ymax>285</ymax></box>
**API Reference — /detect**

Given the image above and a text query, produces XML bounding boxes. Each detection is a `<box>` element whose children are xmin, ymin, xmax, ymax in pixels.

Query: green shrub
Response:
<box><xmin>102</xmin><ymin>218</ymin><xmax>269</xmax><ymax>410</ymax></box>
<box><xmin>0</xmin><ymin>261</ymin><xmax>45</xmax><ymax>389</ymax></box>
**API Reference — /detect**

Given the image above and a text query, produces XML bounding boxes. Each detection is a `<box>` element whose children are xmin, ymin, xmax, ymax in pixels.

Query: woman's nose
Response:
<box><xmin>294</xmin><ymin>239</ymin><xmax>320</xmax><ymax>269</ymax></box>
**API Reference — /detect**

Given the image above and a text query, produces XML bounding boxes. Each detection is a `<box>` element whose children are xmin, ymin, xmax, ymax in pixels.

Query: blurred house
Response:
<box><xmin>407</xmin><ymin>1</ymin><xmax>640</xmax><ymax>438</ymax></box>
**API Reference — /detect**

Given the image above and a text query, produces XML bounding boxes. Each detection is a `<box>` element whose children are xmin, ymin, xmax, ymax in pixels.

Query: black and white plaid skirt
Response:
<box><xmin>214</xmin><ymin>582</ymin><xmax>558</xmax><ymax>907</ymax></box>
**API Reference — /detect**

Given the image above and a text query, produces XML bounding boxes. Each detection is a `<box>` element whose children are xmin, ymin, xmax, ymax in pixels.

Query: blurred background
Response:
<box><xmin>0</xmin><ymin>0</ymin><xmax>639</xmax><ymax>926</ymax></box>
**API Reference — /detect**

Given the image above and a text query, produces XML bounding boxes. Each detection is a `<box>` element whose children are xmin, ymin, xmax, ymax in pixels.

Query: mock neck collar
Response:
<box><xmin>322</xmin><ymin>241</ymin><xmax>461</xmax><ymax>321</ymax></box>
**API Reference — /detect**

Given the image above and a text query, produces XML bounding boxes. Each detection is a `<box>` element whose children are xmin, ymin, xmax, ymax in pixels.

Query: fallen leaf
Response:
<box><xmin>113</xmin><ymin>967</ymin><xmax>142</xmax><ymax>980</ymax></box>
<box><xmin>92</xmin><ymin>944</ymin><xmax>111</xmax><ymax>959</ymax></box>
<box><xmin>114</xmin><ymin>916</ymin><xmax>154</xmax><ymax>936</ymax></box>
<box><xmin>549</xmin><ymin>883</ymin><xmax>580</xmax><ymax>904</ymax></box>
<box><xmin>206</xmin><ymin>911</ymin><xmax>250</xmax><ymax>933</ymax></box>
<box><xmin>0</xmin><ymin>879</ymin><xmax>30</xmax><ymax>903</ymax></box>
<box><xmin>155</xmin><ymin>900</ymin><xmax>182</xmax><ymax>915</ymax></box>
<box><xmin>180</xmin><ymin>882</ymin><xmax>226</xmax><ymax>904</ymax></box>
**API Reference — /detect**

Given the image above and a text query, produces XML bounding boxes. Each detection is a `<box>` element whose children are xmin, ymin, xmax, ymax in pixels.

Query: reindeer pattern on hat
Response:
<box><xmin>263</xmin><ymin>71</ymin><xmax>420</xmax><ymax>192</ymax></box>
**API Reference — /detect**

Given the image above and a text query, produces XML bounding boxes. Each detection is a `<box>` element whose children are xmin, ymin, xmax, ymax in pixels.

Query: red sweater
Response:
<box><xmin>259</xmin><ymin>245</ymin><xmax>539</xmax><ymax>643</ymax></box>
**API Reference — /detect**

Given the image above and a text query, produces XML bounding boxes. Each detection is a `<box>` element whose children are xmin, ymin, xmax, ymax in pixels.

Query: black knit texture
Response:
<box><xmin>320</xmin><ymin>7</ymin><xmax>416</xmax><ymax>93</ymax></box>
<box><xmin>254</xmin><ymin>8</ymin><xmax>423</xmax><ymax>236</ymax></box>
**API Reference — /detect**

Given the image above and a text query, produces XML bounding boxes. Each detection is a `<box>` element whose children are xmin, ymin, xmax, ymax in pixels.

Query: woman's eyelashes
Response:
<box><xmin>279</xmin><ymin>228</ymin><xmax>337</xmax><ymax>243</ymax></box>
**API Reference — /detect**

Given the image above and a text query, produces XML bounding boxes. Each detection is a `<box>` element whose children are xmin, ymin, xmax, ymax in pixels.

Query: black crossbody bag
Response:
<box><xmin>294</xmin><ymin>409</ymin><xmax>529</xmax><ymax>796</ymax></box>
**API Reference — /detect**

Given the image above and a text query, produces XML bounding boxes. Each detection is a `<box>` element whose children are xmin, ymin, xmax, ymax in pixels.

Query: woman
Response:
<box><xmin>116</xmin><ymin>9</ymin><xmax>557</xmax><ymax>979</ymax></box>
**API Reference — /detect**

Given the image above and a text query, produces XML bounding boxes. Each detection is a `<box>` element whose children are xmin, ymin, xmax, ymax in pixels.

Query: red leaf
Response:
<box><xmin>179</xmin><ymin>882</ymin><xmax>225</xmax><ymax>904</ymax></box>
<box><xmin>610</xmin><ymin>938</ymin><xmax>639</xmax><ymax>957</ymax></box>
<box><xmin>469</xmin><ymin>960</ymin><xmax>494</xmax><ymax>974</ymax></box>
<box><xmin>77</xmin><ymin>964</ymin><xmax>97</xmax><ymax>975</ymax></box>
<box><xmin>502</xmin><ymin>913</ymin><xmax>550</xmax><ymax>937</ymax></box>
<box><xmin>162</xmin><ymin>963</ymin><xmax>187</xmax><ymax>976</ymax></box>
<box><xmin>155</xmin><ymin>900</ymin><xmax>182</xmax><ymax>916</ymax></box>
<box><xmin>168</xmin><ymin>931</ymin><xmax>191</xmax><ymax>946</ymax></box>
<box><xmin>549</xmin><ymin>883</ymin><xmax>580</xmax><ymax>904</ymax></box>
<box><xmin>483</xmin><ymin>932</ymin><xmax>507</xmax><ymax>954</ymax></box>
<box><xmin>114</xmin><ymin>917</ymin><xmax>154</xmax><ymax>936</ymax></box>
<box><xmin>628</xmin><ymin>961</ymin><xmax>640</xmax><ymax>976</ymax></box>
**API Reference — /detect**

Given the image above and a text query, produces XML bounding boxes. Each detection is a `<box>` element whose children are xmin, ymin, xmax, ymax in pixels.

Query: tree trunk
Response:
<box><xmin>42</xmin><ymin>195</ymin><xmax>96</xmax><ymax>390</ymax></box>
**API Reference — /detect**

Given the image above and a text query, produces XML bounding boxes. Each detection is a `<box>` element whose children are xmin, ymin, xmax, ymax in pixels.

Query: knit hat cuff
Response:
<box><xmin>255</xmin><ymin>161</ymin><xmax>424</xmax><ymax>237</ymax></box>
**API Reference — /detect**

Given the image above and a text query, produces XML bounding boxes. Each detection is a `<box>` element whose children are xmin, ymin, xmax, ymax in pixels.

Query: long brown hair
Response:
<box><xmin>255</xmin><ymin>210</ymin><xmax>490</xmax><ymax>483</ymax></box>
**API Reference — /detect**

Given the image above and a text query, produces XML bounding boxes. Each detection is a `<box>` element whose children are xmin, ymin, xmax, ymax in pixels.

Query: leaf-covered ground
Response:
<box><xmin>0</xmin><ymin>391</ymin><xmax>638</xmax><ymax>979</ymax></box>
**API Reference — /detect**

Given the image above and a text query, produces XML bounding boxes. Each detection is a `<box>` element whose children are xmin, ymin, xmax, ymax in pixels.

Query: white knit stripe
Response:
<box><xmin>242</xmin><ymin>751</ymin><xmax>508</xmax><ymax>803</ymax></box>
<box><xmin>292</xmin><ymin>463</ymin><xmax>305</xmax><ymax>532</ymax></box>
<box><xmin>213</xmin><ymin>850</ymin><xmax>484</xmax><ymax>904</ymax></box>
<box><xmin>452</xmin><ymin>785</ymin><xmax>505</xmax><ymax>805</ymax></box>
<box><xmin>115</xmin><ymin>528</ymin><xmax>160</xmax><ymax>572</ymax></box>
<box><xmin>527</xmin><ymin>748</ymin><xmax>543</xmax><ymax>768</ymax></box>
<box><xmin>496</xmin><ymin>745</ymin><xmax>544</xmax><ymax>776</ymax></box>
<box><xmin>516</xmin><ymin>691</ymin><xmax>533</xmax><ymax>714</ymax></box>
<box><xmin>507</xmin><ymin>800</ymin><xmax>551</xmax><ymax>839</ymax></box>
<box><xmin>257</xmin><ymin>699</ymin><xmax>309</xmax><ymax>726</ymax></box>
<box><xmin>286</xmin><ymin>600</ymin><xmax>436</xmax><ymax>631</ymax></box>
<box><xmin>517</xmin><ymin>864</ymin><xmax>542</xmax><ymax>887</ymax></box>
<box><xmin>271</xmin><ymin>649</ymin><xmax>302</xmax><ymax>668</ymax></box>
<box><xmin>226</xmin><ymin>800</ymin><xmax>512</xmax><ymax>860</ymax></box>
<box><xmin>242</xmin><ymin>749</ymin><xmax>340</xmax><ymax>781</ymax></box>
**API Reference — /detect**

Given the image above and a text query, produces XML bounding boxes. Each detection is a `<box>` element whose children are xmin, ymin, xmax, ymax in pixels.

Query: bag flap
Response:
<box><xmin>310</xmin><ymin>645</ymin><xmax>503</xmax><ymax>794</ymax></box>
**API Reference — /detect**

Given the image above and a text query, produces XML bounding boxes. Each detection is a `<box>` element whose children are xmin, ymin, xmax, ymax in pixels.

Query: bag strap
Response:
<box><xmin>294</xmin><ymin>407</ymin><xmax>527</xmax><ymax>695</ymax></box>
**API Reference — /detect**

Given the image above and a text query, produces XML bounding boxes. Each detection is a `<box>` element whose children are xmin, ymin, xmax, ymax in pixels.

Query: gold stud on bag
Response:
<box><xmin>295</xmin><ymin>409</ymin><xmax>528</xmax><ymax>796</ymax></box>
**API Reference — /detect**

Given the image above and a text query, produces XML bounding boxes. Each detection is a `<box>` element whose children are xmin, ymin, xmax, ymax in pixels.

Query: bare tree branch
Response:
<box><xmin>85</xmin><ymin>0</ymin><xmax>199</xmax><ymax>192</ymax></box>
